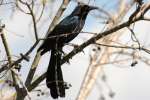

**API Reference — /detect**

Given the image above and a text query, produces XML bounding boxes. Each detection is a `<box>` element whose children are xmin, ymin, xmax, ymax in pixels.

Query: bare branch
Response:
<box><xmin>26</xmin><ymin>3</ymin><xmax>38</xmax><ymax>41</ymax></box>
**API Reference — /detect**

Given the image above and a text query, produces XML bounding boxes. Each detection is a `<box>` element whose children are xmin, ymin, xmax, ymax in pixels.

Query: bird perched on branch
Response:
<box><xmin>37</xmin><ymin>3</ymin><xmax>98</xmax><ymax>99</ymax></box>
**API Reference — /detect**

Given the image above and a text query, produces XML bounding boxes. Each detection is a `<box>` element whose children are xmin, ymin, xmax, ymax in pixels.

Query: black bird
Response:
<box><xmin>38</xmin><ymin>4</ymin><xmax>98</xmax><ymax>99</ymax></box>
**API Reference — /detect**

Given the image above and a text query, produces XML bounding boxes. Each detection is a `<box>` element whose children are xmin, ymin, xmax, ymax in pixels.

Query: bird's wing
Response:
<box><xmin>38</xmin><ymin>16</ymin><xmax>80</xmax><ymax>54</ymax></box>
<box><xmin>48</xmin><ymin>16</ymin><xmax>80</xmax><ymax>37</ymax></box>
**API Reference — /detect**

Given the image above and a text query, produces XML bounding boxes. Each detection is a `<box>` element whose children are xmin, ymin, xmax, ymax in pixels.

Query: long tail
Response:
<box><xmin>46</xmin><ymin>49</ymin><xmax>65</xmax><ymax>99</ymax></box>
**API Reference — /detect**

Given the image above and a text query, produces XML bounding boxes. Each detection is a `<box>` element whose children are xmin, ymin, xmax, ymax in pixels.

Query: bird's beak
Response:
<box><xmin>89</xmin><ymin>6</ymin><xmax>98</xmax><ymax>10</ymax></box>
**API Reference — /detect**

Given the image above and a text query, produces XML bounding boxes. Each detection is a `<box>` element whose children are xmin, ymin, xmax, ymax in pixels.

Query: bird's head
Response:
<box><xmin>71</xmin><ymin>3</ymin><xmax>98</xmax><ymax>17</ymax></box>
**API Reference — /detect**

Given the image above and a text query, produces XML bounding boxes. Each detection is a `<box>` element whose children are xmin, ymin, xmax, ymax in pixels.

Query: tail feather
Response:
<box><xmin>46</xmin><ymin>50</ymin><xmax>65</xmax><ymax>99</ymax></box>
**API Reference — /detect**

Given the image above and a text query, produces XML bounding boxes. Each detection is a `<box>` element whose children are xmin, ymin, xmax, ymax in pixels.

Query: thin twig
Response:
<box><xmin>27</xmin><ymin>3</ymin><xmax>38</xmax><ymax>41</ymax></box>
<box><xmin>127</xmin><ymin>27</ymin><xmax>141</xmax><ymax>49</ymax></box>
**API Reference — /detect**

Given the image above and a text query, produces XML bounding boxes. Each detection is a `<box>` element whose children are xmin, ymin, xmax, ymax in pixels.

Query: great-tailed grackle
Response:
<box><xmin>37</xmin><ymin>3</ymin><xmax>98</xmax><ymax>99</ymax></box>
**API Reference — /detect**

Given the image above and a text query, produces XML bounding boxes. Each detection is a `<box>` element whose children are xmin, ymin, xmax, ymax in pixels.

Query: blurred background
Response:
<box><xmin>0</xmin><ymin>0</ymin><xmax>150</xmax><ymax>100</ymax></box>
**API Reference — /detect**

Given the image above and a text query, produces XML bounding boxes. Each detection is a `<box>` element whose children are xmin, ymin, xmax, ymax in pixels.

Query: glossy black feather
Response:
<box><xmin>38</xmin><ymin>15</ymin><xmax>83</xmax><ymax>55</ymax></box>
<box><xmin>37</xmin><ymin>4</ymin><xmax>97</xmax><ymax>99</ymax></box>
<box><xmin>46</xmin><ymin>49</ymin><xmax>64</xmax><ymax>98</ymax></box>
